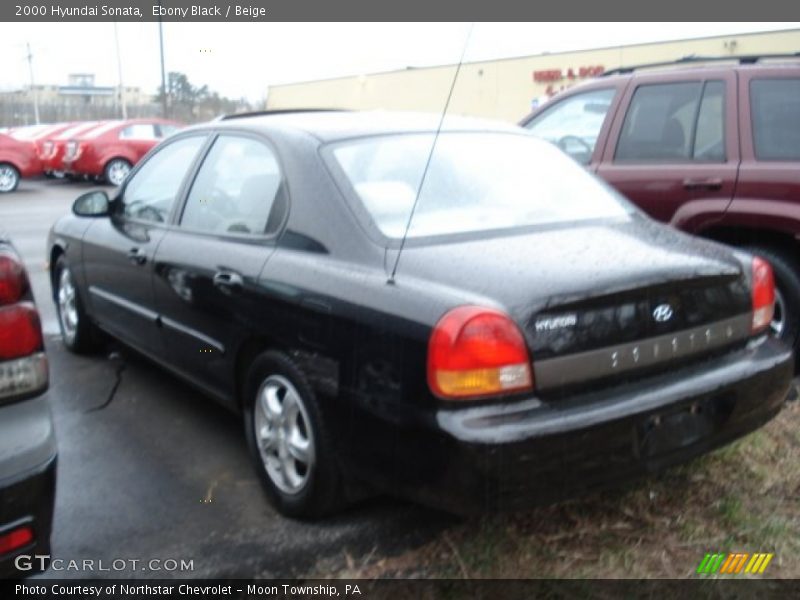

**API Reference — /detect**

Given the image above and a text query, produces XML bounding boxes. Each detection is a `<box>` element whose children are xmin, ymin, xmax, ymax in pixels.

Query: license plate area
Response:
<box><xmin>637</xmin><ymin>394</ymin><xmax>734</xmax><ymax>458</ymax></box>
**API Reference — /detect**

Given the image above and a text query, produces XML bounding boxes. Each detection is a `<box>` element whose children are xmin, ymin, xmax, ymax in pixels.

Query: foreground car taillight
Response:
<box><xmin>0</xmin><ymin>304</ymin><xmax>43</xmax><ymax>360</ymax></box>
<box><xmin>0</xmin><ymin>525</ymin><xmax>34</xmax><ymax>555</ymax></box>
<box><xmin>0</xmin><ymin>251</ymin><xmax>29</xmax><ymax>304</ymax></box>
<box><xmin>751</xmin><ymin>256</ymin><xmax>775</xmax><ymax>334</ymax></box>
<box><xmin>428</xmin><ymin>306</ymin><xmax>533</xmax><ymax>399</ymax></box>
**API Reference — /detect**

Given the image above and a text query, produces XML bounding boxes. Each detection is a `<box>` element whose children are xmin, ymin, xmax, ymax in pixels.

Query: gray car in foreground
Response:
<box><xmin>0</xmin><ymin>233</ymin><xmax>55</xmax><ymax>577</ymax></box>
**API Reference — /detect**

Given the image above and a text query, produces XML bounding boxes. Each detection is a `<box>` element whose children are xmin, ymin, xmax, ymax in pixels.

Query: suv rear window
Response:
<box><xmin>751</xmin><ymin>78</ymin><xmax>800</xmax><ymax>161</ymax></box>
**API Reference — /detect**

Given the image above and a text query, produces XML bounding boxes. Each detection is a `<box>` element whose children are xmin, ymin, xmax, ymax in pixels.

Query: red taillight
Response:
<box><xmin>0</xmin><ymin>525</ymin><xmax>34</xmax><ymax>555</ymax></box>
<box><xmin>0</xmin><ymin>252</ymin><xmax>28</xmax><ymax>305</ymax></box>
<box><xmin>751</xmin><ymin>256</ymin><xmax>775</xmax><ymax>334</ymax></box>
<box><xmin>428</xmin><ymin>306</ymin><xmax>533</xmax><ymax>399</ymax></box>
<box><xmin>0</xmin><ymin>304</ymin><xmax>43</xmax><ymax>360</ymax></box>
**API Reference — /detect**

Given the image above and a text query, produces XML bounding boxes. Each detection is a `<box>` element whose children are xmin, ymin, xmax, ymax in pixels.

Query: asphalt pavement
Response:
<box><xmin>2</xmin><ymin>179</ymin><xmax>453</xmax><ymax>579</ymax></box>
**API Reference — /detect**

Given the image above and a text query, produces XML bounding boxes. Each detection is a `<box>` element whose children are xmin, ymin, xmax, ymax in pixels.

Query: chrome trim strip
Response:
<box><xmin>534</xmin><ymin>313</ymin><xmax>752</xmax><ymax>391</ymax></box>
<box><xmin>160</xmin><ymin>317</ymin><xmax>225</xmax><ymax>354</ymax></box>
<box><xmin>88</xmin><ymin>286</ymin><xmax>158</xmax><ymax>322</ymax></box>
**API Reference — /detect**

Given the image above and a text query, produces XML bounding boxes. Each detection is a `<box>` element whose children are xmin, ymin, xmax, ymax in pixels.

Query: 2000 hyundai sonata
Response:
<box><xmin>47</xmin><ymin>111</ymin><xmax>793</xmax><ymax>517</ymax></box>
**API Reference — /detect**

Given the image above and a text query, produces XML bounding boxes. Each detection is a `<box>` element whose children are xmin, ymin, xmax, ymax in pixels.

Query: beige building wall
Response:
<box><xmin>266</xmin><ymin>29</ymin><xmax>800</xmax><ymax>122</ymax></box>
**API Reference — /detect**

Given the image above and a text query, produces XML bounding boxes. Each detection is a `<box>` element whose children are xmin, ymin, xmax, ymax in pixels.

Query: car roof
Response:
<box><xmin>206</xmin><ymin>110</ymin><xmax>523</xmax><ymax>143</ymax></box>
<box><xmin>600</xmin><ymin>58</ymin><xmax>800</xmax><ymax>81</ymax></box>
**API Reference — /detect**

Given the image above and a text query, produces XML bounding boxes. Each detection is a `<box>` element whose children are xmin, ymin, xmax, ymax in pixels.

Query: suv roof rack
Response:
<box><xmin>218</xmin><ymin>108</ymin><xmax>350</xmax><ymax>121</ymax></box>
<box><xmin>602</xmin><ymin>53</ymin><xmax>800</xmax><ymax>77</ymax></box>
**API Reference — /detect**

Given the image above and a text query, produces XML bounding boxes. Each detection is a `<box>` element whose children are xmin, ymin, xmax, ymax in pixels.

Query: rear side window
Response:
<box><xmin>616</xmin><ymin>81</ymin><xmax>725</xmax><ymax>162</ymax></box>
<box><xmin>751</xmin><ymin>79</ymin><xmax>800</xmax><ymax>160</ymax></box>
<box><xmin>179</xmin><ymin>135</ymin><xmax>283</xmax><ymax>236</ymax></box>
<box><xmin>524</xmin><ymin>88</ymin><xmax>616</xmax><ymax>165</ymax></box>
<box><xmin>158</xmin><ymin>124</ymin><xmax>180</xmax><ymax>138</ymax></box>
<box><xmin>120</xmin><ymin>124</ymin><xmax>158</xmax><ymax>140</ymax></box>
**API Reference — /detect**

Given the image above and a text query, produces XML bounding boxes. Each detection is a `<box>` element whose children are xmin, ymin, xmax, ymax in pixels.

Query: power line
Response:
<box><xmin>25</xmin><ymin>42</ymin><xmax>40</xmax><ymax>124</ymax></box>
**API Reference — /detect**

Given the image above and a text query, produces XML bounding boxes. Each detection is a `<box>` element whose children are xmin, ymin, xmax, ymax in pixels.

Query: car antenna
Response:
<box><xmin>387</xmin><ymin>23</ymin><xmax>474</xmax><ymax>285</ymax></box>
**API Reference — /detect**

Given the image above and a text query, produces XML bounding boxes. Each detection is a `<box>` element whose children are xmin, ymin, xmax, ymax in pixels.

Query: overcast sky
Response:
<box><xmin>0</xmin><ymin>22</ymin><xmax>796</xmax><ymax>101</ymax></box>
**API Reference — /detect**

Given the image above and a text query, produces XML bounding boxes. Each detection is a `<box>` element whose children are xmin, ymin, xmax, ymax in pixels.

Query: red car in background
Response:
<box><xmin>0</xmin><ymin>133</ymin><xmax>43</xmax><ymax>193</ymax></box>
<box><xmin>62</xmin><ymin>118</ymin><xmax>182</xmax><ymax>185</ymax></box>
<box><xmin>40</xmin><ymin>121</ymin><xmax>106</xmax><ymax>178</ymax></box>
<box><xmin>9</xmin><ymin>123</ymin><xmax>75</xmax><ymax>163</ymax></box>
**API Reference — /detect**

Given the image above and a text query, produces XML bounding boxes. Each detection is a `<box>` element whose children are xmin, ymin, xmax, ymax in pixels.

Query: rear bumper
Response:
<box><xmin>63</xmin><ymin>155</ymin><xmax>100</xmax><ymax>177</ymax></box>
<box><xmin>355</xmin><ymin>336</ymin><xmax>793</xmax><ymax>514</ymax></box>
<box><xmin>0</xmin><ymin>396</ymin><xmax>57</xmax><ymax>578</ymax></box>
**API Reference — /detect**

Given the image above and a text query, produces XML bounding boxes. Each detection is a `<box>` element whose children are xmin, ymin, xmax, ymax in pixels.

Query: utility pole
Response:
<box><xmin>25</xmin><ymin>42</ymin><xmax>40</xmax><ymax>125</ymax></box>
<box><xmin>157</xmin><ymin>2</ymin><xmax>168</xmax><ymax>118</ymax></box>
<box><xmin>113</xmin><ymin>22</ymin><xmax>128</xmax><ymax>119</ymax></box>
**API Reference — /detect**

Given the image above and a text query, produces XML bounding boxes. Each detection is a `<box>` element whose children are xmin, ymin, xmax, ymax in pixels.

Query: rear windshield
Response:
<box><xmin>82</xmin><ymin>120</ymin><xmax>123</xmax><ymax>139</ymax></box>
<box><xmin>57</xmin><ymin>122</ymin><xmax>99</xmax><ymax>139</ymax></box>
<box><xmin>9</xmin><ymin>125</ymin><xmax>53</xmax><ymax>140</ymax></box>
<box><xmin>331</xmin><ymin>132</ymin><xmax>630</xmax><ymax>239</ymax></box>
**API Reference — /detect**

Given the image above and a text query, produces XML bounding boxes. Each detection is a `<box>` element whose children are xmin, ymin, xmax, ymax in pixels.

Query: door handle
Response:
<box><xmin>683</xmin><ymin>178</ymin><xmax>723</xmax><ymax>191</ymax></box>
<box><xmin>213</xmin><ymin>271</ymin><xmax>244</xmax><ymax>292</ymax></box>
<box><xmin>127</xmin><ymin>247</ymin><xmax>147</xmax><ymax>265</ymax></box>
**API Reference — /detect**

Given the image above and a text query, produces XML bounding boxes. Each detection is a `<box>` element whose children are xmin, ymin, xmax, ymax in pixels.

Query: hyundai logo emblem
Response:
<box><xmin>653</xmin><ymin>303</ymin><xmax>674</xmax><ymax>322</ymax></box>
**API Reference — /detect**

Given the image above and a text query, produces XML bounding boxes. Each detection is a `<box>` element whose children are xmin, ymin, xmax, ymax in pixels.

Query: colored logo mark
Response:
<box><xmin>697</xmin><ymin>552</ymin><xmax>774</xmax><ymax>575</ymax></box>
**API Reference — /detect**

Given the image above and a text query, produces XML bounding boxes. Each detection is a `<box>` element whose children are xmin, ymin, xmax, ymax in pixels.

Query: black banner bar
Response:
<box><xmin>4</xmin><ymin>579</ymin><xmax>797</xmax><ymax>600</ymax></box>
<box><xmin>0</xmin><ymin>0</ymin><xmax>797</xmax><ymax>22</ymax></box>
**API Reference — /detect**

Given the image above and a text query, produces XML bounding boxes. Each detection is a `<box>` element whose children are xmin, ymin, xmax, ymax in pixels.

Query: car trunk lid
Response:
<box><xmin>396</xmin><ymin>218</ymin><xmax>752</xmax><ymax>391</ymax></box>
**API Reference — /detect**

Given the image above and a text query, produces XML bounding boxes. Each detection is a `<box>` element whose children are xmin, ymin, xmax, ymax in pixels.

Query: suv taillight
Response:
<box><xmin>428</xmin><ymin>306</ymin><xmax>533</xmax><ymax>399</ymax></box>
<box><xmin>0</xmin><ymin>251</ymin><xmax>29</xmax><ymax>305</ymax></box>
<box><xmin>751</xmin><ymin>256</ymin><xmax>775</xmax><ymax>334</ymax></box>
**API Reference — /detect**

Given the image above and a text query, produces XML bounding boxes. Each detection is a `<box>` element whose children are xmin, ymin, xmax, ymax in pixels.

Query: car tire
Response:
<box><xmin>744</xmin><ymin>245</ymin><xmax>800</xmax><ymax>368</ymax></box>
<box><xmin>243</xmin><ymin>350</ymin><xmax>345</xmax><ymax>518</ymax></box>
<box><xmin>103</xmin><ymin>159</ymin><xmax>132</xmax><ymax>186</ymax></box>
<box><xmin>0</xmin><ymin>163</ymin><xmax>20</xmax><ymax>193</ymax></box>
<box><xmin>54</xmin><ymin>256</ymin><xmax>101</xmax><ymax>353</ymax></box>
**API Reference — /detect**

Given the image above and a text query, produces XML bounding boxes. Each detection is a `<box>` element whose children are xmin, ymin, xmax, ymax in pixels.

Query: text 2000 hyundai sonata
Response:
<box><xmin>47</xmin><ymin>111</ymin><xmax>793</xmax><ymax>517</ymax></box>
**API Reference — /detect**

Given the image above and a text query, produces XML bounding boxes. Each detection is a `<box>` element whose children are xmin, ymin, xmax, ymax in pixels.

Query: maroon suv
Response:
<box><xmin>521</xmin><ymin>56</ymin><xmax>800</xmax><ymax>365</ymax></box>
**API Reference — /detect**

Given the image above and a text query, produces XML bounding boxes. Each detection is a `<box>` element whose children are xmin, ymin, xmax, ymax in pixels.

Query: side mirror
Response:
<box><xmin>72</xmin><ymin>191</ymin><xmax>110</xmax><ymax>217</ymax></box>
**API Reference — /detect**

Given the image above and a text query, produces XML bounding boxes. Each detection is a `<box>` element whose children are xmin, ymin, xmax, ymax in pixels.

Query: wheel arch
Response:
<box><xmin>234</xmin><ymin>336</ymin><xmax>288</xmax><ymax>412</ymax></box>
<box><xmin>698</xmin><ymin>225</ymin><xmax>800</xmax><ymax>256</ymax></box>
<box><xmin>48</xmin><ymin>244</ymin><xmax>66</xmax><ymax>298</ymax></box>
<box><xmin>103</xmin><ymin>155</ymin><xmax>133</xmax><ymax>172</ymax></box>
<box><xmin>0</xmin><ymin>159</ymin><xmax>22</xmax><ymax>172</ymax></box>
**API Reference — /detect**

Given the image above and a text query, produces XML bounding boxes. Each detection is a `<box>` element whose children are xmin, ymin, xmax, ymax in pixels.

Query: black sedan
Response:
<box><xmin>47</xmin><ymin>111</ymin><xmax>793</xmax><ymax>517</ymax></box>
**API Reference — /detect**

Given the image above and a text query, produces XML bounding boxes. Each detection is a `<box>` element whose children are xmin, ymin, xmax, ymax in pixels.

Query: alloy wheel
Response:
<box><xmin>0</xmin><ymin>165</ymin><xmax>19</xmax><ymax>192</ymax></box>
<box><xmin>771</xmin><ymin>287</ymin><xmax>786</xmax><ymax>337</ymax></box>
<box><xmin>106</xmin><ymin>160</ymin><xmax>131</xmax><ymax>186</ymax></box>
<box><xmin>57</xmin><ymin>268</ymin><xmax>79</xmax><ymax>344</ymax></box>
<box><xmin>254</xmin><ymin>375</ymin><xmax>315</xmax><ymax>494</ymax></box>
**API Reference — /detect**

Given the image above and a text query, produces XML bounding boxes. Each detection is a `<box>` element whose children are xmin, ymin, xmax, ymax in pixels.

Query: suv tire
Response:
<box><xmin>745</xmin><ymin>245</ymin><xmax>800</xmax><ymax>367</ymax></box>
